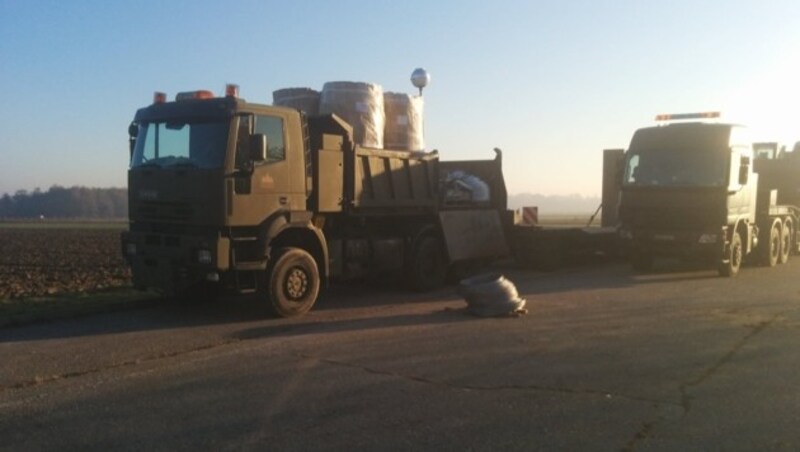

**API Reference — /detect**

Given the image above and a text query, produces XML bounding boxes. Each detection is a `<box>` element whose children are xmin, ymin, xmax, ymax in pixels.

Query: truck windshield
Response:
<box><xmin>623</xmin><ymin>148</ymin><xmax>728</xmax><ymax>188</ymax></box>
<box><xmin>131</xmin><ymin>120</ymin><xmax>229</xmax><ymax>169</ymax></box>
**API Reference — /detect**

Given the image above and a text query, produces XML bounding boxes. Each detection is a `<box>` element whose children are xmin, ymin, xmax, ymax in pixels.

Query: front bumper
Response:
<box><xmin>619</xmin><ymin>228</ymin><xmax>725</xmax><ymax>261</ymax></box>
<box><xmin>121</xmin><ymin>230</ymin><xmax>230</xmax><ymax>292</ymax></box>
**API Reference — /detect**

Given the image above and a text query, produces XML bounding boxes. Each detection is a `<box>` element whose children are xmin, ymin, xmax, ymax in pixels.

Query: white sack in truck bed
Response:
<box><xmin>272</xmin><ymin>87</ymin><xmax>321</xmax><ymax>116</ymax></box>
<box><xmin>320</xmin><ymin>81</ymin><xmax>385</xmax><ymax>148</ymax></box>
<box><xmin>384</xmin><ymin>92</ymin><xmax>424</xmax><ymax>151</ymax></box>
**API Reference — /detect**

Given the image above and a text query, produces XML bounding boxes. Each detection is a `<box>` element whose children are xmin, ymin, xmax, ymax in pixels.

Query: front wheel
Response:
<box><xmin>719</xmin><ymin>231</ymin><xmax>743</xmax><ymax>277</ymax></box>
<box><xmin>265</xmin><ymin>247</ymin><xmax>320</xmax><ymax>318</ymax></box>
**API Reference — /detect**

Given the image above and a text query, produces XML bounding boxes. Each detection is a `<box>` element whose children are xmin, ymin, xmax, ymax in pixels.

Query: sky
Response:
<box><xmin>1</xmin><ymin>0</ymin><xmax>799</xmax><ymax>197</ymax></box>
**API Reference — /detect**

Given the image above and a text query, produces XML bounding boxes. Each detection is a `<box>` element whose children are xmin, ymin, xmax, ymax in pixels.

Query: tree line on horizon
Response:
<box><xmin>0</xmin><ymin>186</ymin><xmax>127</xmax><ymax>219</ymax></box>
<box><xmin>507</xmin><ymin>192</ymin><xmax>600</xmax><ymax>214</ymax></box>
<box><xmin>0</xmin><ymin>186</ymin><xmax>599</xmax><ymax>219</ymax></box>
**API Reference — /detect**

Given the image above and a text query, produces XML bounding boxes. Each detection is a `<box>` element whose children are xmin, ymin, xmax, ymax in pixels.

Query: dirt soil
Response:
<box><xmin>0</xmin><ymin>228</ymin><xmax>130</xmax><ymax>299</ymax></box>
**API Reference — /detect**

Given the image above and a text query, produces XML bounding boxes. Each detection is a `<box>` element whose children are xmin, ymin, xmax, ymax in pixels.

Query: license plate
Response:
<box><xmin>654</xmin><ymin>234</ymin><xmax>675</xmax><ymax>241</ymax></box>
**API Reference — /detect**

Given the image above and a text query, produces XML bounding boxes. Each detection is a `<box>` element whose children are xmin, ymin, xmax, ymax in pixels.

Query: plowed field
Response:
<box><xmin>0</xmin><ymin>227</ymin><xmax>130</xmax><ymax>299</ymax></box>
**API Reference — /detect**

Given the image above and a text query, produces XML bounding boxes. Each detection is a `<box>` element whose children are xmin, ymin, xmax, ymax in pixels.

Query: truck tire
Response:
<box><xmin>408</xmin><ymin>235</ymin><xmax>447</xmax><ymax>291</ymax></box>
<box><xmin>630</xmin><ymin>250</ymin><xmax>653</xmax><ymax>273</ymax></box>
<box><xmin>265</xmin><ymin>247</ymin><xmax>320</xmax><ymax>318</ymax></box>
<box><xmin>760</xmin><ymin>223</ymin><xmax>780</xmax><ymax>267</ymax></box>
<box><xmin>719</xmin><ymin>231</ymin><xmax>742</xmax><ymax>277</ymax></box>
<box><xmin>780</xmin><ymin>219</ymin><xmax>792</xmax><ymax>264</ymax></box>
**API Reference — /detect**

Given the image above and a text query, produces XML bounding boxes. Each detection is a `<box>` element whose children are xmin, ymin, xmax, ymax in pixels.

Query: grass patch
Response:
<box><xmin>536</xmin><ymin>214</ymin><xmax>603</xmax><ymax>227</ymax></box>
<box><xmin>0</xmin><ymin>287</ymin><xmax>159</xmax><ymax>328</ymax></box>
<box><xmin>0</xmin><ymin>220</ymin><xmax>128</xmax><ymax>230</ymax></box>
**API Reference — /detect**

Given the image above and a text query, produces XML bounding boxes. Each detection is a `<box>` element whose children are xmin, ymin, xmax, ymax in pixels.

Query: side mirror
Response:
<box><xmin>128</xmin><ymin>122</ymin><xmax>138</xmax><ymax>160</ymax></box>
<box><xmin>738</xmin><ymin>156</ymin><xmax>750</xmax><ymax>185</ymax></box>
<box><xmin>250</xmin><ymin>134</ymin><xmax>267</xmax><ymax>162</ymax></box>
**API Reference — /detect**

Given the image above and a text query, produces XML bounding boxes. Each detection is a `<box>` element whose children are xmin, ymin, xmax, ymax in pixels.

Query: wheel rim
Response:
<box><xmin>771</xmin><ymin>229</ymin><xmax>780</xmax><ymax>259</ymax></box>
<box><xmin>732</xmin><ymin>241</ymin><xmax>742</xmax><ymax>268</ymax></box>
<box><xmin>284</xmin><ymin>266</ymin><xmax>309</xmax><ymax>300</ymax></box>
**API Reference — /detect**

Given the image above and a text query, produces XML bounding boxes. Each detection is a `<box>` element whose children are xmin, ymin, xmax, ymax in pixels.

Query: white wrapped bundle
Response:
<box><xmin>383</xmin><ymin>92</ymin><xmax>424</xmax><ymax>151</ymax></box>
<box><xmin>320</xmin><ymin>81</ymin><xmax>385</xmax><ymax>148</ymax></box>
<box><xmin>272</xmin><ymin>87</ymin><xmax>321</xmax><ymax>116</ymax></box>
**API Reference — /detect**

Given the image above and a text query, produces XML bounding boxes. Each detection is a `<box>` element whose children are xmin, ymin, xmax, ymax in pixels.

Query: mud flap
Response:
<box><xmin>438</xmin><ymin>210</ymin><xmax>509</xmax><ymax>262</ymax></box>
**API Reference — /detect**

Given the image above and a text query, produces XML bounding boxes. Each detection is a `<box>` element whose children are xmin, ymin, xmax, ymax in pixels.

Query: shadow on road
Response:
<box><xmin>228</xmin><ymin>307</ymin><xmax>482</xmax><ymax>342</ymax></box>
<box><xmin>502</xmin><ymin>260</ymin><xmax>720</xmax><ymax>296</ymax></box>
<box><xmin>0</xmin><ymin>283</ymin><xmax>468</xmax><ymax>343</ymax></box>
<box><xmin>0</xmin><ymin>260</ymin><xmax>725</xmax><ymax>343</ymax></box>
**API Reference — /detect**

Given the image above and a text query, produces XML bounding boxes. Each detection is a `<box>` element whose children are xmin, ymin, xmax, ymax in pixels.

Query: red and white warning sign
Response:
<box><xmin>520</xmin><ymin>206</ymin><xmax>538</xmax><ymax>225</ymax></box>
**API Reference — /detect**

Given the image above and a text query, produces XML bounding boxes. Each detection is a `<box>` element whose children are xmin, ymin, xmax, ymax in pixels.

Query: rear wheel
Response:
<box><xmin>719</xmin><ymin>231</ymin><xmax>742</xmax><ymax>277</ymax></box>
<box><xmin>760</xmin><ymin>223</ymin><xmax>780</xmax><ymax>267</ymax></box>
<box><xmin>265</xmin><ymin>247</ymin><xmax>320</xmax><ymax>318</ymax></box>
<box><xmin>408</xmin><ymin>235</ymin><xmax>447</xmax><ymax>291</ymax></box>
<box><xmin>780</xmin><ymin>219</ymin><xmax>792</xmax><ymax>264</ymax></box>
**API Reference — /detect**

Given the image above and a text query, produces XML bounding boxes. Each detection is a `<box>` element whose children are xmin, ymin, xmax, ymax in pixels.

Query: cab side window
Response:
<box><xmin>255</xmin><ymin>115</ymin><xmax>285</xmax><ymax>162</ymax></box>
<box><xmin>235</xmin><ymin>115</ymin><xmax>252</xmax><ymax>169</ymax></box>
<box><xmin>728</xmin><ymin>146</ymin><xmax>749</xmax><ymax>189</ymax></box>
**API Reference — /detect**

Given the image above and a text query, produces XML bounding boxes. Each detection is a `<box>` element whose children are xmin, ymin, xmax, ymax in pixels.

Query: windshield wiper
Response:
<box><xmin>136</xmin><ymin>162</ymin><xmax>161</xmax><ymax>169</ymax></box>
<box><xmin>169</xmin><ymin>161</ymin><xmax>198</xmax><ymax>168</ymax></box>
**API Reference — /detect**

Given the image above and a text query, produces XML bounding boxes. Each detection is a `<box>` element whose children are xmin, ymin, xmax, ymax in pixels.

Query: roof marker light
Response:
<box><xmin>175</xmin><ymin>90</ymin><xmax>215</xmax><ymax>101</ymax></box>
<box><xmin>225</xmin><ymin>83</ymin><xmax>239</xmax><ymax>98</ymax></box>
<box><xmin>153</xmin><ymin>92</ymin><xmax>167</xmax><ymax>104</ymax></box>
<box><xmin>655</xmin><ymin>112</ymin><xmax>721</xmax><ymax>121</ymax></box>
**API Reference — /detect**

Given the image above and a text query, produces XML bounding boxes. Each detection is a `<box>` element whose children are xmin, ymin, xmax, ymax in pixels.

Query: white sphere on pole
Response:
<box><xmin>411</xmin><ymin>68</ymin><xmax>431</xmax><ymax>95</ymax></box>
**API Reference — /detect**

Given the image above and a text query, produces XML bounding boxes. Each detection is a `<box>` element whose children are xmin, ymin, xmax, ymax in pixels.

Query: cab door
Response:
<box><xmin>228</xmin><ymin>113</ymin><xmax>295</xmax><ymax>225</ymax></box>
<box><xmin>726</xmin><ymin>145</ymin><xmax>756</xmax><ymax>225</ymax></box>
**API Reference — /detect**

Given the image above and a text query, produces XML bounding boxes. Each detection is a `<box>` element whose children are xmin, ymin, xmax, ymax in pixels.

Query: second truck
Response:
<box><xmin>617</xmin><ymin>112</ymin><xmax>800</xmax><ymax>276</ymax></box>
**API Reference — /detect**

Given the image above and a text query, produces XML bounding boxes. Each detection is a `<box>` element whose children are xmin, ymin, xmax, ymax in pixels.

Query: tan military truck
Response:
<box><xmin>121</xmin><ymin>85</ymin><xmax>507</xmax><ymax>317</ymax></box>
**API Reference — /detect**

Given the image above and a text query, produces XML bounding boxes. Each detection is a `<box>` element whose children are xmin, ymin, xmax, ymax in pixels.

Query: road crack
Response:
<box><xmin>0</xmin><ymin>339</ymin><xmax>242</xmax><ymax>392</ymax></box>
<box><xmin>677</xmin><ymin>310</ymin><xmax>786</xmax><ymax>415</ymax></box>
<box><xmin>623</xmin><ymin>309</ymin><xmax>793</xmax><ymax>452</ymax></box>
<box><xmin>298</xmin><ymin>353</ymin><xmax>679</xmax><ymax>407</ymax></box>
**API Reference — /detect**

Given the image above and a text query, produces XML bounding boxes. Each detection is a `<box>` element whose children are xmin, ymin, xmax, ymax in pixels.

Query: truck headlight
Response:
<box><xmin>197</xmin><ymin>249</ymin><xmax>213</xmax><ymax>264</ymax></box>
<box><xmin>126</xmin><ymin>243</ymin><xmax>137</xmax><ymax>256</ymax></box>
<box><xmin>698</xmin><ymin>234</ymin><xmax>718</xmax><ymax>244</ymax></box>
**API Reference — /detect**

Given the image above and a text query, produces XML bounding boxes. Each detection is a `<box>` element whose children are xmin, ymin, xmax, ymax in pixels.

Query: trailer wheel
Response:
<box><xmin>779</xmin><ymin>219</ymin><xmax>792</xmax><ymax>264</ymax></box>
<box><xmin>265</xmin><ymin>247</ymin><xmax>320</xmax><ymax>318</ymax></box>
<box><xmin>760</xmin><ymin>222</ymin><xmax>781</xmax><ymax>267</ymax></box>
<box><xmin>719</xmin><ymin>231</ymin><xmax>742</xmax><ymax>277</ymax></box>
<box><xmin>408</xmin><ymin>235</ymin><xmax>447</xmax><ymax>291</ymax></box>
<box><xmin>630</xmin><ymin>250</ymin><xmax>653</xmax><ymax>273</ymax></box>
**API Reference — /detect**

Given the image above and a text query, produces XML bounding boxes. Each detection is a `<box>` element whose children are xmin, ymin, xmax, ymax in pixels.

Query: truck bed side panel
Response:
<box><xmin>350</xmin><ymin>147</ymin><xmax>438</xmax><ymax>211</ymax></box>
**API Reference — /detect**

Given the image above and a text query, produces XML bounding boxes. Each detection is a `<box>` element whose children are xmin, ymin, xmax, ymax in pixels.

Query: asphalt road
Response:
<box><xmin>1</xmin><ymin>259</ymin><xmax>800</xmax><ymax>451</ymax></box>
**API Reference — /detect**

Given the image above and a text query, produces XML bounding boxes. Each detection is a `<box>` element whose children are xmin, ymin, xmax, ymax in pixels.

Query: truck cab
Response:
<box><xmin>122</xmin><ymin>87</ymin><xmax>327</xmax><ymax>316</ymax></box>
<box><xmin>618</xmin><ymin>114</ymin><xmax>756</xmax><ymax>275</ymax></box>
